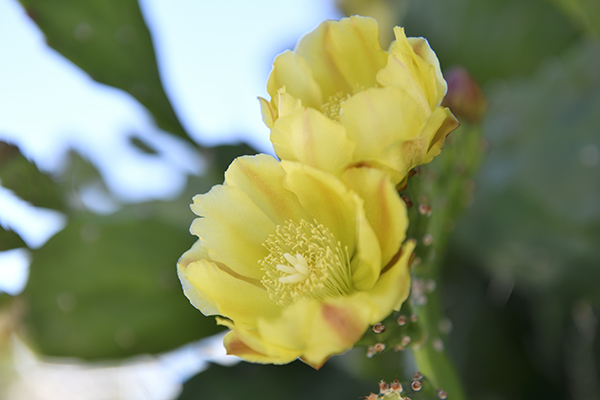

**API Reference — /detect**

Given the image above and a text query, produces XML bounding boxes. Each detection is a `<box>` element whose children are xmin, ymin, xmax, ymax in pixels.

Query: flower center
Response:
<box><xmin>321</xmin><ymin>84</ymin><xmax>366</xmax><ymax>121</ymax></box>
<box><xmin>321</xmin><ymin>91</ymin><xmax>352</xmax><ymax>121</ymax></box>
<box><xmin>260</xmin><ymin>219</ymin><xmax>353</xmax><ymax>307</ymax></box>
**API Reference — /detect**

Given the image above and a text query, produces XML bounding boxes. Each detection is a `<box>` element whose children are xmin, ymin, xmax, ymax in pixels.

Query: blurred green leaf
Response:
<box><xmin>403</xmin><ymin>0</ymin><xmax>579</xmax><ymax>83</ymax></box>
<box><xmin>0</xmin><ymin>228</ymin><xmax>26</xmax><ymax>252</ymax></box>
<box><xmin>551</xmin><ymin>0</ymin><xmax>600</xmax><ymax>35</ymax></box>
<box><xmin>21</xmin><ymin>209</ymin><xmax>223</xmax><ymax>360</ymax></box>
<box><xmin>18</xmin><ymin>0</ymin><xmax>191</xmax><ymax>143</ymax></box>
<box><xmin>446</xmin><ymin>38</ymin><xmax>600</xmax><ymax>399</ymax></box>
<box><xmin>178</xmin><ymin>361</ymin><xmax>376</xmax><ymax>400</ymax></box>
<box><xmin>454</xmin><ymin>38</ymin><xmax>600</xmax><ymax>299</ymax></box>
<box><xmin>128</xmin><ymin>136</ymin><xmax>158</xmax><ymax>155</ymax></box>
<box><xmin>0</xmin><ymin>142</ymin><xmax>64</xmax><ymax>210</ymax></box>
<box><xmin>202</xmin><ymin>142</ymin><xmax>259</xmax><ymax>172</ymax></box>
<box><xmin>179</xmin><ymin>359</ymin><xmax>445</xmax><ymax>400</ymax></box>
<box><xmin>440</xmin><ymin>259</ymin><xmax>568</xmax><ymax>399</ymax></box>
<box><xmin>19</xmin><ymin>142</ymin><xmax>261</xmax><ymax>360</ymax></box>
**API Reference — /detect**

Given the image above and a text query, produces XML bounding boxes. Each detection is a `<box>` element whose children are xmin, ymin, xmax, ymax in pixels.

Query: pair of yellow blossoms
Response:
<box><xmin>177</xmin><ymin>16</ymin><xmax>458</xmax><ymax>368</ymax></box>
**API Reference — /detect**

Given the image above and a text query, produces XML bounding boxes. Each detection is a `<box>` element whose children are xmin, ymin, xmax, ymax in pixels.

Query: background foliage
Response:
<box><xmin>1</xmin><ymin>0</ymin><xmax>599</xmax><ymax>399</ymax></box>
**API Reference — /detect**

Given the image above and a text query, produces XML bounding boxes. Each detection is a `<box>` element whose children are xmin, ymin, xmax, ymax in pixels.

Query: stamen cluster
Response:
<box><xmin>260</xmin><ymin>219</ymin><xmax>353</xmax><ymax>307</ymax></box>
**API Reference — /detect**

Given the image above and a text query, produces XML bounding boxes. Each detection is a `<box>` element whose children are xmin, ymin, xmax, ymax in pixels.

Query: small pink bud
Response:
<box><xmin>442</xmin><ymin>66</ymin><xmax>487</xmax><ymax>123</ymax></box>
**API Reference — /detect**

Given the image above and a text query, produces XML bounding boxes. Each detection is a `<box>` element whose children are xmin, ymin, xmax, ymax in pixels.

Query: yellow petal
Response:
<box><xmin>220</xmin><ymin>318</ymin><xmax>299</xmax><ymax>362</ymax></box>
<box><xmin>340</xmin><ymin>86</ymin><xmax>428</xmax><ymax>177</ymax></box>
<box><xmin>257</xmin><ymin>298</ymin><xmax>371</xmax><ymax>368</ymax></box>
<box><xmin>350</xmin><ymin>203</ymin><xmax>382</xmax><ymax>291</ymax></box>
<box><xmin>280</xmin><ymin>161</ymin><xmax>358</xmax><ymax>253</ymax></box>
<box><xmin>222</xmin><ymin>330</ymin><xmax>299</xmax><ymax>365</ymax></box>
<box><xmin>330</xmin><ymin>238</ymin><xmax>415</xmax><ymax>328</ymax></box>
<box><xmin>384</xmin><ymin>105</ymin><xmax>459</xmax><ymax>169</ymax></box>
<box><xmin>408</xmin><ymin>36</ymin><xmax>447</xmax><ymax>107</ymax></box>
<box><xmin>181</xmin><ymin>259</ymin><xmax>281</xmax><ymax>326</ymax></box>
<box><xmin>420</xmin><ymin>106</ymin><xmax>460</xmax><ymax>165</ymax></box>
<box><xmin>295</xmin><ymin>16</ymin><xmax>388</xmax><ymax>101</ymax></box>
<box><xmin>377</xmin><ymin>27</ymin><xmax>445</xmax><ymax>111</ymax></box>
<box><xmin>178</xmin><ymin>238</ymin><xmax>209</xmax><ymax>269</ymax></box>
<box><xmin>271</xmin><ymin>107</ymin><xmax>354</xmax><ymax>176</ymax></box>
<box><xmin>222</xmin><ymin>331</ymin><xmax>276</xmax><ymax>363</ymax></box>
<box><xmin>276</xmin><ymin>88</ymin><xmax>303</xmax><ymax>118</ymax></box>
<box><xmin>267</xmin><ymin>50</ymin><xmax>323</xmax><ymax>110</ymax></box>
<box><xmin>223</xmin><ymin>154</ymin><xmax>310</xmax><ymax>226</ymax></box>
<box><xmin>177</xmin><ymin>240</ymin><xmax>219</xmax><ymax>316</ymax></box>
<box><xmin>218</xmin><ymin>318</ymin><xmax>302</xmax><ymax>365</ymax></box>
<box><xmin>191</xmin><ymin>184</ymin><xmax>274</xmax><ymax>280</ymax></box>
<box><xmin>258</xmin><ymin>96</ymin><xmax>276</xmax><ymax>129</ymax></box>
<box><xmin>341</xmin><ymin>167</ymin><xmax>408</xmax><ymax>266</ymax></box>
<box><xmin>364</xmin><ymin>239</ymin><xmax>415</xmax><ymax>322</ymax></box>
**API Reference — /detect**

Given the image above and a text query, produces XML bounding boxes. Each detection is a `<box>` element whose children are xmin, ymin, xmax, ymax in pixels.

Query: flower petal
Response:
<box><xmin>276</xmin><ymin>89</ymin><xmax>303</xmax><ymax>118</ymax></box>
<box><xmin>181</xmin><ymin>258</ymin><xmax>281</xmax><ymax>326</ymax></box>
<box><xmin>341</xmin><ymin>167</ymin><xmax>407</xmax><ymax>266</ymax></box>
<box><xmin>223</xmin><ymin>154</ymin><xmax>310</xmax><ymax>227</ymax></box>
<box><xmin>257</xmin><ymin>298</ymin><xmax>371</xmax><ymax>368</ymax></box>
<box><xmin>258</xmin><ymin>96</ymin><xmax>276</xmax><ymax>129</ymax></box>
<box><xmin>279</xmin><ymin>161</ymin><xmax>358</xmax><ymax>253</ymax></box>
<box><xmin>191</xmin><ymin>184</ymin><xmax>274</xmax><ymax>280</ymax></box>
<box><xmin>267</xmin><ymin>50</ymin><xmax>323</xmax><ymax>110</ymax></box>
<box><xmin>377</xmin><ymin>27</ymin><xmax>445</xmax><ymax>111</ymax></box>
<box><xmin>408</xmin><ymin>36</ymin><xmax>447</xmax><ymax>107</ymax></box>
<box><xmin>177</xmin><ymin>240</ymin><xmax>219</xmax><ymax>316</ymax></box>
<box><xmin>383</xmin><ymin>105</ymin><xmax>459</xmax><ymax>170</ymax></box>
<box><xmin>218</xmin><ymin>317</ymin><xmax>301</xmax><ymax>364</ymax></box>
<box><xmin>419</xmin><ymin>106</ymin><xmax>460</xmax><ymax>165</ymax></box>
<box><xmin>340</xmin><ymin>86</ymin><xmax>429</xmax><ymax>178</ymax></box>
<box><xmin>295</xmin><ymin>16</ymin><xmax>388</xmax><ymax>100</ymax></box>
<box><xmin>350</xmin><ymin>204</ymin><xmax>382</xmax><ymax>291</ymax></box>
<box><xmin>271</xmin><ymin>107</ymin><xmax>354</xmax><ymax>176</ymax></box>
<box><xmin>364</xmin><ymin>239</ymin><xmax>416</xmax><ymax>322</ymax></box>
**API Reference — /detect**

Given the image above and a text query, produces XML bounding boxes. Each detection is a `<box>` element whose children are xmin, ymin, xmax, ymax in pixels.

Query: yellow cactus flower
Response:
<box><xmin>259</xmin><ymin>16</ymin><xmax>459</xmax><ymax>185</ymax></box>
<box><xmin>177</xmin><ymin>154</ymin><xmax>415</xmax><ymax>368</ymax></box>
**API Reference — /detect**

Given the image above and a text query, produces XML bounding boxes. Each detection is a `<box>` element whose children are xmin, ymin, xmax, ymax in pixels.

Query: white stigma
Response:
<box><xmin>277</xmin><ymin>253</ymin><xmax>309</xmax><ymax>283</ymax></box>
